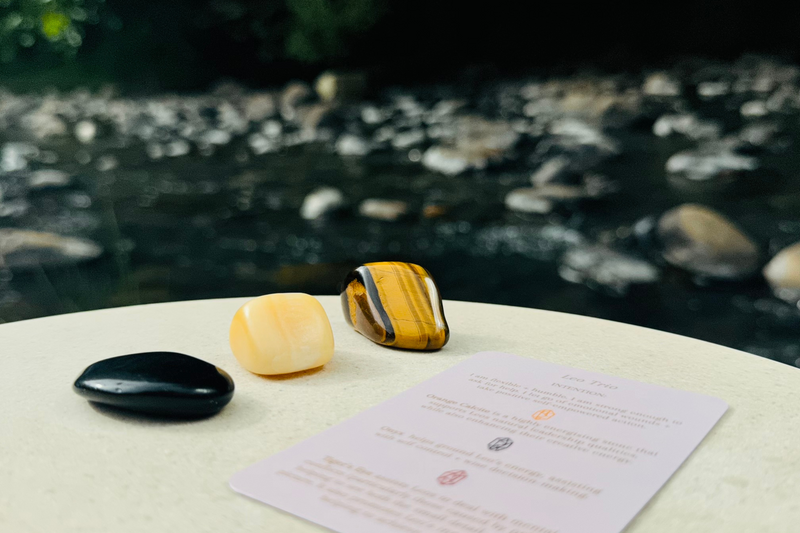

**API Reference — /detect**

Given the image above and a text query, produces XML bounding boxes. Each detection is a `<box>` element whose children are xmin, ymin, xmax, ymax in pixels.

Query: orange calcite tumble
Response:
<box><xmin>340</xmin><ymin>262</ymin><xmax>449</xmax><ymax>350</ymax></box>
<box><xmin>229</xmin><ymin>293</ymin><xmax>334</xmax><ymax>375</ymax></box>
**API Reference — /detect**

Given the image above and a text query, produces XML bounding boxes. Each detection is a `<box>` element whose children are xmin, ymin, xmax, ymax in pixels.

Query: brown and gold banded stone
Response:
<box><xmin>340</xmin><ymin>262</ymin><xmax>449</xmax><ymax>350</ymax></box>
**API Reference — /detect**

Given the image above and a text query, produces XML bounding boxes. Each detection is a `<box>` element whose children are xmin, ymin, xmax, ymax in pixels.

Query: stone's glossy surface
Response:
<box><xmin>341</xmin><ymin>262</ymin><xmax>449</xmax><ymax>350</ymax></box>
<box><xmin>229</xmin><ymin>293</ymin><xmax>334</xmax><ymax>375</ymax></box>
<box><xmin>73</xmin><ymin>352</ymin><xmax>234</xmax><ymax>417</ymax></box>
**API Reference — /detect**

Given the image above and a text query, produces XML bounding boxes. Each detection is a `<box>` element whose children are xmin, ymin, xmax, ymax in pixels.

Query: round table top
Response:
<box><xmin>1</xmin><ymin>296</ymin><xmax>798</xmax><ymax>533</ymax></box>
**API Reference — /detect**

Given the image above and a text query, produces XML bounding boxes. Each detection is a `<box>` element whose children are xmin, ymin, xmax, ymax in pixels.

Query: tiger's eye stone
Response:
<box><xmin>229</xmin><ymin>293</ymin><xmax>334</xmax><ymax>375</ymax></box>
<box><xmin>340</xmin><ymin>262</ymin><xmax>449</xmax><ymax>350</ymax></box>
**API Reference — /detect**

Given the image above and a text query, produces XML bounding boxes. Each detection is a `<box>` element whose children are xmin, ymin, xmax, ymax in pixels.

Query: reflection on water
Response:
<box><xmin>1</xmin><ymin>57</ymin><xmax>800</xmax><ymax>367</ymax></box>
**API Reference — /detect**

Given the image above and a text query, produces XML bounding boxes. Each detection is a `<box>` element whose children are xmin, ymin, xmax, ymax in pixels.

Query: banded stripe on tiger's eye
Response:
<box><xmin>339</xmin><ymin>262</ymin><xmax>449</xmax><ymax>350</ymax></box>
<box><xmin>341</xmin><ymin>267</ymin><xmax>394</xmax><ymax>344</ymax></box>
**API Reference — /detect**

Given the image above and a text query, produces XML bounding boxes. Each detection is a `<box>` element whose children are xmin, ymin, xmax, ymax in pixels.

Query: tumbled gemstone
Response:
<box><xmin>229</xmin><ymin>293</ymin><xmax>334</xmax><ymax>375</ymax></box>
<box><xmin>73</xmin><ymin>352</ymin><xmax>234</xmax><ymax>418</ymax></box>
<box><xmin>340</xmin><ymin>262</ymin><xmax>449</xmax><ymax>350</ymax></box>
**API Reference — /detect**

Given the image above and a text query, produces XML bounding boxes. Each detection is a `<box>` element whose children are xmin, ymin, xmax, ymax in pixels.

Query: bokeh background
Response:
<box><xmin>2</xmin><ymin>0</ymin><xmax>800</xmax><ymax>367</ymax></box>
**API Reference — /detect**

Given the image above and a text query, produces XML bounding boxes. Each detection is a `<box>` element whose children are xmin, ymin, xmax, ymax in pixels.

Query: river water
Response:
<box><xmin>2</xmin><ymin>59</ymin><xmax>800</xmax><ymax>366</ymax></box>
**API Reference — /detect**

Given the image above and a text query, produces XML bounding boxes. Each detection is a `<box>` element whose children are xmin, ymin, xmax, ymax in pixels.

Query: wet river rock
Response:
<box><xmin>763</xmin><ymin>241</ymin><xmax>800</xmax><ymax>303</ymax></box>
<box><xmin>657</xmin><ymin>204</ymin><xmax>760</xmax><ymax>280</ymax></box>
<box><xmin>0</xmin><ymin>229</ymin><xmax>102</xmax><ymax>269</ymax></box>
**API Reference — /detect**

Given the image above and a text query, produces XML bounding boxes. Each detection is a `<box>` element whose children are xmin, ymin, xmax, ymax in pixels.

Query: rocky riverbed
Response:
<box><xmin>2</xmin><ymin>56</ymin><xmax>800</xmax><ymax>366</ymax></box>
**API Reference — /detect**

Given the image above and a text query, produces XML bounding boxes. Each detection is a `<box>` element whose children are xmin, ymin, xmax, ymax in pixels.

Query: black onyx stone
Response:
<box><xmin>73</xmin><ymin>352</ymin><xmax>234</xmax><ymax>418</ymax></box>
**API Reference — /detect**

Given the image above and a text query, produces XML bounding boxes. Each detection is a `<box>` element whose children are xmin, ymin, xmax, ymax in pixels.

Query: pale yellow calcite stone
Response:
<box><xmin>229</xmin><ymin>293</ymin><xmax>334</xmax><ymax>375</ymax></box>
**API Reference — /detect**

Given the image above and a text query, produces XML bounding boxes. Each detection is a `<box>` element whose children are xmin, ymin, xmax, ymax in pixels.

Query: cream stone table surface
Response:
<box><xmin>1</xmin><ymin>296</ymin><xmax>799</xmax><ymax>533</ymax></box>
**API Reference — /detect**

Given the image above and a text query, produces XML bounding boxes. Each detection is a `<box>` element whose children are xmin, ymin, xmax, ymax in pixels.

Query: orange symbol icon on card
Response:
<box><xmin>533</xmin><ymin>409</ymin><xmax>555</xmax><ymax>421</ymax></box>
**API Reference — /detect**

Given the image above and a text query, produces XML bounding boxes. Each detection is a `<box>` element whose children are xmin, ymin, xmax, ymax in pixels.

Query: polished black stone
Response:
<box><xmin>73</xmin><ymin>352</ymin><xmax>234</xmax><ymax>418</ymax></box>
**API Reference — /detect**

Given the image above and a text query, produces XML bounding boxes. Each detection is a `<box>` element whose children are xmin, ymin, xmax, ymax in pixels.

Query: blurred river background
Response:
<box><xmin>2</xmin><ymin>1</ymin><xmax>800</xmax><ymax>367</ymax></box>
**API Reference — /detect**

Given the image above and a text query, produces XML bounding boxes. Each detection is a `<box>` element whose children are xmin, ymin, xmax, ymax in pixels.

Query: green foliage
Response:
<box><xmin>199</xmin><ymin>0</ymin><xmax>385</xmax><ymax>64</ymax></box>
<box><xmin>0</xmin><ymin>0</ymin><xmax>387</xmax><ymax>91</ymax></box>
<box><xmin>0</xmin><ymin>0</ymin><xmax>386</xmax><ymax>67</ymax></box>
<box><xmin>0</xmin><ymin>0</ymin><xmax>104</xmax><ymax>63</ymax></box>
<box><xmin>284</xmin><ymin>0</ymin><xmax>385</xmax><ymax>62</ymax></box>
